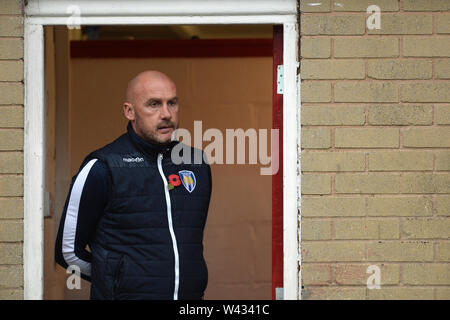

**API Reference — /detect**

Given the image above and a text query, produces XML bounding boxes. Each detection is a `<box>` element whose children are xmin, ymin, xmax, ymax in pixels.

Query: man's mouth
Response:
<box><xmin>158</xmin><ymin>125</ymin><xmax>173</xmax><ymax>132</ymax></box>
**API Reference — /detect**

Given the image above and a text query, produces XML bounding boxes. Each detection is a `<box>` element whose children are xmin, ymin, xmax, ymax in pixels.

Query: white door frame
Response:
<box><xmin>24</xmin><ymin>0</ymin><xmax>301</xmax><ymax>300</ymax></box>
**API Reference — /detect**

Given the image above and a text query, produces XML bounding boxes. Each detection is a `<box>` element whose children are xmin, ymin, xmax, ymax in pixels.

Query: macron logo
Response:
<box><xmin>123</xmin><ymin>157</ymin><xmax>144</xmax><ymax>163</ymax></box>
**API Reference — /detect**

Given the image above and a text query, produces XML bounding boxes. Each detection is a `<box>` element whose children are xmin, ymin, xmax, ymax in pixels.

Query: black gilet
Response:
<box><xmin>80</xmin><ymin>123</ymin><xmax>211</xmax><ymax>300</ymax></box>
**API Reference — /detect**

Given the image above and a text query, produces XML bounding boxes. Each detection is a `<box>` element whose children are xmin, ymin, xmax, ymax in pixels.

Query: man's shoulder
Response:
<box><xmin>79</xmin><ymin>133</ymin><xmax>130</xmax><ymax>170</ymax></box>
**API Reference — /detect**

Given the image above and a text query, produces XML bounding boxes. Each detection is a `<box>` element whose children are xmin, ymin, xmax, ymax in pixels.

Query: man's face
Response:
<box><xmin>124</xmin><ymin>75</ymin><xmax>179</xmax><ymax>145</ymax></box>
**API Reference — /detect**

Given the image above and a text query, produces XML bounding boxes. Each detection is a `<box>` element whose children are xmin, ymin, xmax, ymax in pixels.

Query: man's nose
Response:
<box><xmin>160</xmin><ymin>103</ymin><xmax>172</xmax><ymax>120</ymax></box>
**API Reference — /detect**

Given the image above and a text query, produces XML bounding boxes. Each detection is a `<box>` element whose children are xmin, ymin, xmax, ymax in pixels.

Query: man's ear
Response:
<box><xmin>123</xmin><ymin>102</ymin><xmax>135</xmax><ymax>121</ymax></box>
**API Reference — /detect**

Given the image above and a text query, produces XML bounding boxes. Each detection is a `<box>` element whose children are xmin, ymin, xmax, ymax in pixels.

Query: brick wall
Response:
<box><xmin>0</xmin><ymin>0</ymin><xmax>24</xmax><ymax>299</ymax></box>
<box><xmin>300</xmin><ymin>0</ymin><xmax>450</xmax><ymax>299</ymax></box>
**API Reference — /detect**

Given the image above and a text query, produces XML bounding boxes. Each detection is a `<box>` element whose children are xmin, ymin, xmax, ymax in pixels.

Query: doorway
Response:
<box><xmin>24</xmin><ymin>0</ymin><xmax>299</xmax><ymax>300</ymax></box>
<box><xmin>43</xmin><ymin>25</ymin><xmax>274</xmax><ymax>300</ymax></box>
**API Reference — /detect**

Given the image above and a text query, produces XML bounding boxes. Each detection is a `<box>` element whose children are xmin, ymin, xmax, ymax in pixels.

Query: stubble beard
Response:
<box><xmin>134</xmin><ymin>113</ymin><xmax>177</xmax><ymax>145</ymax></box>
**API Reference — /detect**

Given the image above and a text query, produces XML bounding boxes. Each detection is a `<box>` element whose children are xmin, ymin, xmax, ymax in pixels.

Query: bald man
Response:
<box><xmin>55</xmin><ymin>71</ymin><xmax>212</xmax><ymax>300</ymax></box>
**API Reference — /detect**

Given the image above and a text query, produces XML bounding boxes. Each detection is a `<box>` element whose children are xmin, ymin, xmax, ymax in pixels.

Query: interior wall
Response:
<box><xmin>69</xmin><ymin>56</ymin><xmax>272</xmax><ymax>299</ymax></box>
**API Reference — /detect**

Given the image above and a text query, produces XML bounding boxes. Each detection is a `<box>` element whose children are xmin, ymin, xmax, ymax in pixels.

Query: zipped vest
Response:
<box><xmin>80</xmin><ymin>124</ymin><xmax>211</xmax><ymax>300</ymax></box>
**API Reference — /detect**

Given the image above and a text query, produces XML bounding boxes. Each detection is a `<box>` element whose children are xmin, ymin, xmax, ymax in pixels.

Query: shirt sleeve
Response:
<box><xmin>55</xmin><ymin>159</ymin><xmax>110</xmax><ymax>282</ymax></box>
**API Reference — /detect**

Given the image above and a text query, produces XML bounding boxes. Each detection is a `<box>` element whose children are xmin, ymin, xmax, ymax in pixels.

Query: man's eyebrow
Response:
<box><xmin>144</xmin><ymin>97</ymin><xmax>178</xmax><ymax>104</ymax></box>
<box><xmin>144</xmin><ymin>98</ymin><xmax>161</xmax><ymax>105</ymax></box>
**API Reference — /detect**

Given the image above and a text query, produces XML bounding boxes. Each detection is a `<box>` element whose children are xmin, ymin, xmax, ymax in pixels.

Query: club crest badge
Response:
<box><xmin>178</xmin><ymin>170</ymin><xmax>196</xmax><ymax>193</ymax></box>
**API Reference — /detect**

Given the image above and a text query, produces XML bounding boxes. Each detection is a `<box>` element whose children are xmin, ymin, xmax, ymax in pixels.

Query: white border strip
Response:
<box><xmin>26</xmin><ymin>0</ymin><xmax>297</xmax><ymax>17</ymax></box>
<box><xmin>24</xmin><ymin>22</ymin><xmax>45</xmax><ymax>300</ymax></box>
<box><xmin>282</xmin><ymin>22</ymin><xmax>300</xmax><ymax>300</ymax></box>
<box><xmin>26</xmin><ymin>15</ymin><xmax>296</xmax><ymax>26</ymax></box>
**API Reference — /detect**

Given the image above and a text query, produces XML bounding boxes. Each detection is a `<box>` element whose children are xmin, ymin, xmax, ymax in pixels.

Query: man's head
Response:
<box><xmin>123</xmin><ymin>70</ymin><xmax>179</xmax><ymax>145</ymax></box>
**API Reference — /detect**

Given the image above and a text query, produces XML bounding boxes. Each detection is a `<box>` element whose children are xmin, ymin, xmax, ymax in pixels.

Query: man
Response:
<box><xmin>55</xmin><ymin>70</ymin><xmax>212</xmax><ymax>300</ymax></box>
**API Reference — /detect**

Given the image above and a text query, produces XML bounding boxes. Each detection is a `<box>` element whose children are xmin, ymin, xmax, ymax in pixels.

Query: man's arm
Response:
<box><xmin>55</xmin><ymin>159</ymin><xmax>110</xmax><ymax>282</ymax></box>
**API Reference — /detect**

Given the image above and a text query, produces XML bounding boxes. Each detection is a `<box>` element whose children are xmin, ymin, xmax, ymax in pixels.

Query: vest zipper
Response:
<box><xmin>113</xmin><ymin>255</ymin><xmax>125</xmax><ymax>299</ymax></box>
<box><xmin>157</xmin><ymin>153</ymin><xmax>180</xmax><ymax>300</ymax></box>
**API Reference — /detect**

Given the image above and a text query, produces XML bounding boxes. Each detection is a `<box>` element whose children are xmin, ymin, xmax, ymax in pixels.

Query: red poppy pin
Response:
<box><xmin>168</xmin><ymin>174</ymin><xmax>181</xmax><ymax>190</ymax></box>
